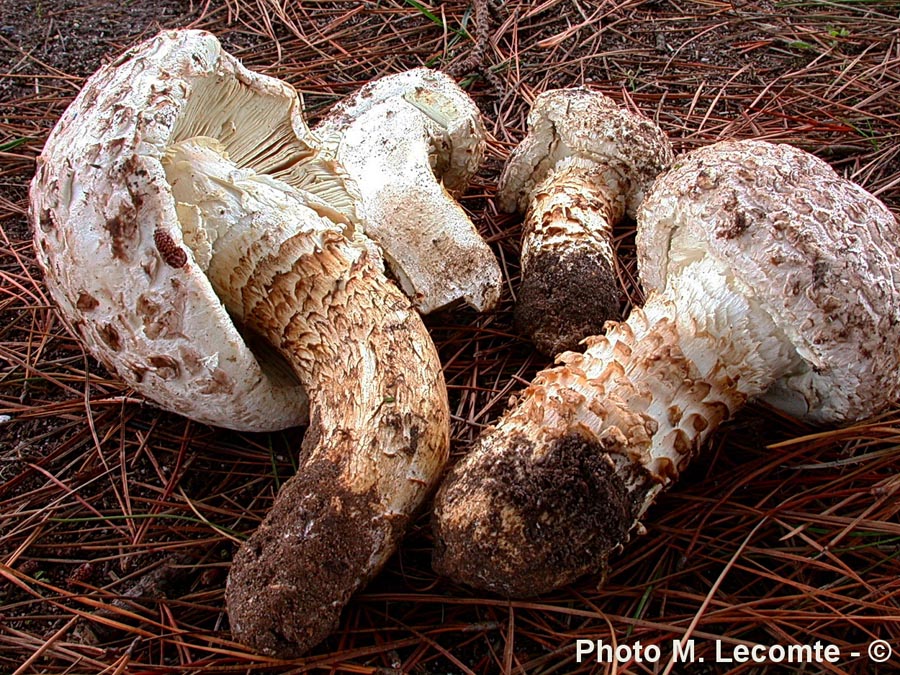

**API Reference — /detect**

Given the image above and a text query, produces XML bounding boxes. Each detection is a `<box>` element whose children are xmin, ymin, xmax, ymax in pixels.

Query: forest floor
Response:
<box><xmin>1</xmin><ymin>1</ymin><xmax>899</xmax><ymax>673</ymax></box>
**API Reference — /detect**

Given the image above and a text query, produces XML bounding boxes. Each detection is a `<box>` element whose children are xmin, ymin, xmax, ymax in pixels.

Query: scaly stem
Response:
<box><xmin>515</xmin><ymin>157</ymin><xmax>626</xmax><ymax>354</ymax></box>
<box><xmin>164</xmin><ymin>138</ymin><xmax>449</xmax><ymax>655</ymax></box>
<box><xmin>229</xmin><ymin>232</ymin><xmax>447</xmax><ymax>655</ymax></box>
<box><xmin>435</xmin><ymin>256</ymin><xmax>798</xmax><ymax>596</ymax></box>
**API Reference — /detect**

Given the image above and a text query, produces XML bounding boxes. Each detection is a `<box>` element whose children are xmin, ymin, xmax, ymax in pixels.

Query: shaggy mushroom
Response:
<box><xmin>31</xmin><ymin>30</ymin><xmax>449</xmax><ymax>655</ymax></box>
<box><xmin>498</xmin><ymin>89</ymin><xmax>673</xmax><ymax>355</ymax></box>
<box><xmin>167</xmin><ymin>137</ymin><xmax>449</xmax><ymax>655</ymax></box>
<box><xmin>433</xmin><ymin>140</ymin><xmax>900</xmax><ymax>596</ymax></box>
<box><xmin>315</xmin><ymin>69</ymin><xmax>502</xmax><ymax>313</ymax></box>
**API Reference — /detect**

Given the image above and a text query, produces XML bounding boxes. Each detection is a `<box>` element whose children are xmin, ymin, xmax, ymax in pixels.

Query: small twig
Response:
<box><xmin>445</xmin><ymin>0</ymin><xmax>504</xmax><ymax>93</ymax></box>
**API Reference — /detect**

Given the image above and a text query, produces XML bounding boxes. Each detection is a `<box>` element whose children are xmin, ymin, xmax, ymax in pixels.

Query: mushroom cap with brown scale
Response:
<box><xmin>29</xmin><ymin>29</ymin><xmax>356</xmax><ymax>431</ymax></box>
<box><xmin>30</xmin><ymin>30</ymin><xmax>495</xmax><ymax>430</ymax></box>
<box><xmin>638</xmin><ymin>139</ymin><xmax>900</xmax><ymax>422</ymax></box>
<box><xmin>499</xmin><ymin>88</ymin><xmax>673</xmax><ymax>217</ymax></box>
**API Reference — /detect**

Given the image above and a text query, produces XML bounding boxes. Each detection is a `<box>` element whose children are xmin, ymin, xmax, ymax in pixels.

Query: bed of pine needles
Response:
<box><xmin>1</xmin><ymin>1</ymin><xmax>899</xmax><ymax>673</ymax></box>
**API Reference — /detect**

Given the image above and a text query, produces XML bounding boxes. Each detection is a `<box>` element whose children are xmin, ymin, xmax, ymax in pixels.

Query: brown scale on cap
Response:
<box><xmin>153</xmin><ymin>228</ymin><xmax>187</xmax><ymax>268</ymax></box>
<box><xmin>434</xmin><ymin>140</ymin><xmax>900</xmax><ymax>597</ymax></box>
<box><xmin>499</xmin><ymin>89</ymin><xmax>674</xmax><ymax>355</ymax></box>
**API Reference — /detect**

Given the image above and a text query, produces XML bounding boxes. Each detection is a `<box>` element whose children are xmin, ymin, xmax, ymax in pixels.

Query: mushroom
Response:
<box><xmin>498</xmin><ymin>88</ymin><xmax>673</xmax><ymax>355</ymax></box>
<box><xmin>315</xmin><ymin>69</ymin><xmax>502</xmax><ymax>313</ymax></box>
<box><xmin>31</xmin><ymin>30</ymin><xmax>449</xmax><ymax>655</ymax></box>
<box><xmin>433</xmin><ymin>140</ymin><xmax>900</xmax><ymax>597</ymax></box>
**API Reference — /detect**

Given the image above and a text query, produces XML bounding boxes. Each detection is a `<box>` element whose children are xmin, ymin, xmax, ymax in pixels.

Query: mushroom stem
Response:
<box><xmin>328</xmin><ymin>111</ymin><xmax>492</xmax><ymax>312</ymax></box>
<box><xmin>515</xmin><ymin>156</ymin><xmax>625</xmax><ymax>355</ymax></box>
<box><xmin>433</xmin><ymin>255</ymin><xmax>797</xmax><ymax>596</ymax></box>
<box><xmin>314</xmin><ymin>69</ymin><xmax>502</xmax><ymax>314</ymax></box>
<box><xmin>499</xmin><ymin>89</ymin><xmax>673</xmax><ymax>355</ymax></box>
<box><xmin>163</xmin><ymin>139</ymin><xmax>449</xmax><ymax>655</ymax></box>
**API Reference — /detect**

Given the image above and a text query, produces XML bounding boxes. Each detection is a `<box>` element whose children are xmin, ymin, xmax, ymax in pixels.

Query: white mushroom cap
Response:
<box><xmin>315</xmin><ymin>69</ymin><xmax>502</xmax><ymax>313</ymax></box>
<box><xmin>499</xmin><ymin>88</ymin><xmax>673</xmax><ymax>216</ymax></box>
<box><xmin>318</xmin><ymin>68</ymin><xmax>484</xmax><ymax>191</ymax></box>
<box><xmin>638</xmin><ymin>140</ymin><xmax>900</xmax><ymax>422</ymax></box>
<box><xmin>30</xmin><ymin>29</ymin><xmax>361</xmax><ymax>431</ymax></box>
